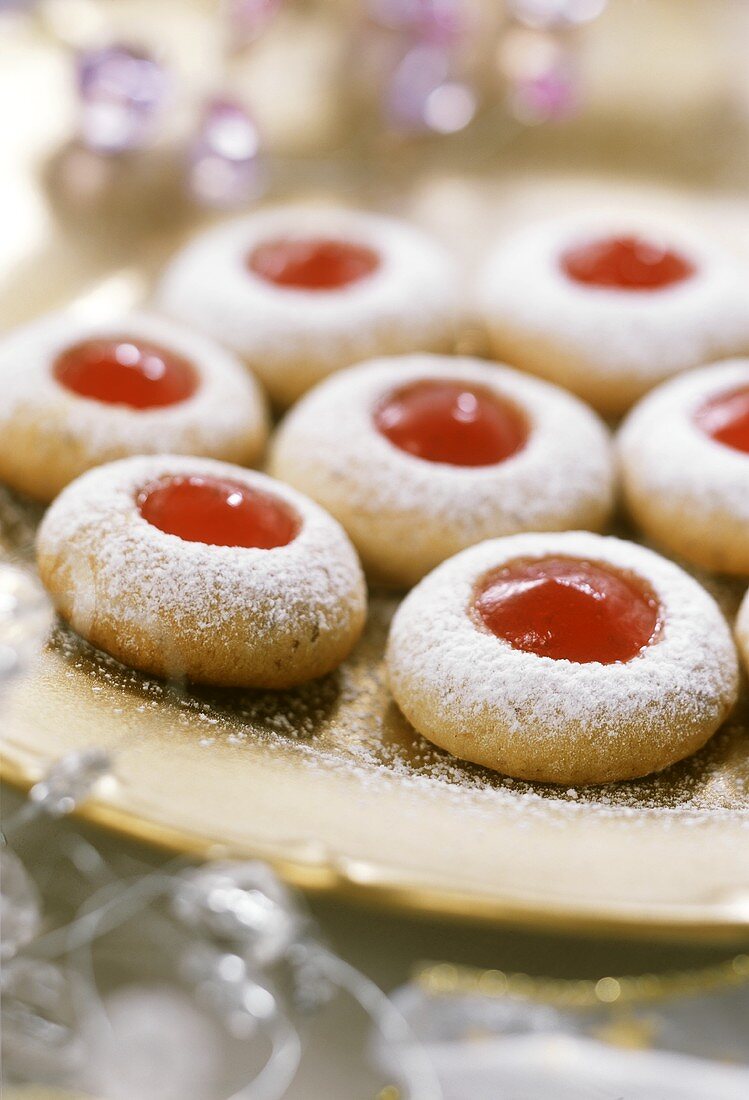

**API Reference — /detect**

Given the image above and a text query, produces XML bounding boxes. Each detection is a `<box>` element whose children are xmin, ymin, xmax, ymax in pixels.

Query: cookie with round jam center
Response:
<box><xmin>561</xmin><ymin>235</ymin><xmax>694</xmax><ymax>291</ymax></box>
<box><xmin>54</xmin><ymin>338</ymin><xmax>198</xmax><ymax>409</ymax></box>
<box><xmin>248</xmin><ymin>238</ymin><xmax>380</xmax><ymax>290</ymax></box>
<box><xmin>137</xmin><ymin>475</ymin><xmax>298</xmax><ymax>549</ymax></box>
<box><xmin>475</xmin><ymin>556</ymin><xmax>660</xmax><ymax>664</ymax></box>
<box><xmin>374</xmin><ymin>380</ymin><xmax>528</xmax><ymax>467</ymax></box>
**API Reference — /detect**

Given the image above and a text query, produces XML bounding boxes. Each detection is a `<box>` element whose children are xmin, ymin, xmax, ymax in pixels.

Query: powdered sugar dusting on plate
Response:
<box><xmin>43</xmin><ymin>590</ymin><xmax>749</xmax><ymax>823</ymax></box>
<box><xmin>2</xmin><ymin>477</ymin><xmax>743</xmax><ymax>826</ymax></box>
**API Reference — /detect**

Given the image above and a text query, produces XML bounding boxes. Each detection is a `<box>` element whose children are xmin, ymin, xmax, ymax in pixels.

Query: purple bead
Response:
<box><xmin>508</xmin><ymin>0</ymin><xmax>607</xmax><ymax>29</ymax></box>
<box><xmin>368</xmin><ymin>0</ymin><xmax>463</xmax><ymax>43</ymax></box>
<box><xmin>76</xmin><ymin>45</ymin><xmax>168</xmax><ymax>155</ymax></box>
<box><xmin>386</xmin><ymin>44</ymin><xmax>475</xmax><ymax>133</ymax></box>
<box><xmin>187</xmin><ymin>99</ymin><xmax>264</xmax><ymax>208</ymax></box>
<box><xmin>226</xmin><ymin>0</ymin><xmax>282</xmax><ymax>47</ymax></box>
<box><xmin>510</xmin><ymin>64</ymin><xmax>578</xmax><ymax>123</ymax></box>
<box><xmin>386</xmin><ymin>44</ymin><xmax>449</xmax><ymax>130</ymax></box>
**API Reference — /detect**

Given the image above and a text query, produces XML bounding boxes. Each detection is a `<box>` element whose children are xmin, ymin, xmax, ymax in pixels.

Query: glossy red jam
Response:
<box><xmin>137</xmin><ymin>476</ymin><xmax>298</xmax><ymax>548</ymax></box>
<box><xmin>694</xmin><ymin>385</ymin><xmax>749</xmax><ymax>455</ymax></box>
<box><xmin>560</xmin><ymin>235</ymin><xmax>694</xmax><ymax>291</ymax></box>
<box><xmin>248</xmin><ymin>237</ymin><xmax>380</xmax><ymax>291</ymax></box>
<box><xmin>374</xmin><ymin>380</ymin><xmax>528</xmax><ymax>467</ymax></box>
<box><xmin>475</xmin><ymin>556</ymin><xmax>660</xmax><ymax>664</ymax></box>
<box><xmin>54</xmin><ymin>338</ymin><xmax>198</xmax><ymax>409</ymax></box>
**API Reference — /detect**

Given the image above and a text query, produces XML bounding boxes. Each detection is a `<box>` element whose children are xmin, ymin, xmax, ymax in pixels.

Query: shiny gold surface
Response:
<box><xmin>2</xmin><ymin>2</ymin><xmax>749</xmax><ymax>941</ymax></box>
<box><xmin>415</xmin><ymin>952</ymin><xmax>749</xmax><ymax>1006</ymax></box>
<box><xmin>2</xmin><ymin>486</ymin><xmax>749</xmax><ymax>941</ymax></box>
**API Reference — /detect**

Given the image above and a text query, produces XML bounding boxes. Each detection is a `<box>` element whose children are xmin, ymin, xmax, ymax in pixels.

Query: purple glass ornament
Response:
<box><xmin>508</xmin><ymin>0</ymin><xmax>607</xmax><ymax>29</ymax></box>
<box><xmin>368</xmin><ymin>0</ymin><xmax>463</xmax><ymax>43</ymax></box>
<box><xmin>509</xmin><ymin>63</ymin><xmax>579</xmax><ymax>123</ymax></box>
<box><xmin>386</xmin><ymin>44</ymin><xmax>475</xmax><ymax>133</ymax></box>
<box><xmin>187</xmin><ymin>99</ymin><xmax>264</xmax><ymax>209</ymax></box>
<box><xmin>76</xmin><ymin>45</ymin><xmax>168</xmax><ymax>155</ymax></box>
<box><xmin>225</xmin><ymin>0</ymin><xmax>282</xmax><ymax>47</ymax></box>
<box><xmin>367</xmin><ymin>0</ymin><xmax>464</xmax><ymax>42</ymax></box>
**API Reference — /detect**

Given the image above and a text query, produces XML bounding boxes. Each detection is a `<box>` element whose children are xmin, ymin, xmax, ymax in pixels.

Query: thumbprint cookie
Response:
<box><xmin>0</xmin><ymin>312</ymin><xmax>268</xmax><ymax>503</ymax></box>
<box><xmin>36</xmin><ymin>456</ymin><xmax>367</xmax><ymax>688</ymax></box>
<box><xmin>477</xmin><ymin>213</ymin><xmax>749</xmax><ymax>417</ymax></box>
<box><xmin>619</xmin><ymin>360</ymin><xmax>749</xmax><ymax>575</ymax></box>
<box><xmin>736</xmin><ymin>588</ymin><xmax>749</xmax><ymax>676</ymax></box>
<box><xmin>269</xmin><ymin>355</ymin><xmax>615</xmax><ymax>587</ymax></box>
<box><xmin>387</xmin><ymin>531</ymin><xmax>738</xmax><ymax>785</ymax></box>
<box><xmin>156</xmin><ymin>205</ymin><xmax>458</xmax><ymax>407</ymax></box>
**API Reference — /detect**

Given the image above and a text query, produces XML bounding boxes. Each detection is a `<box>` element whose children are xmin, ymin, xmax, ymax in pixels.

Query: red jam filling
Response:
<box><xmin>560</xmin><ymin>235</ymin><xmax>695</xmax><ymax>291</ymax></box>
<box><xmin>53</xmin><ymin>338</ymin><xmax>198</xmax><ymax>409</ymax></box>
<box><xmin>137</xmin><ymin>476</ymin><xmax>298</xmax><ymax>548</ymax></box>
<box><xmin>694</xmin><ymin>385</ymin><xmax>749</xmax><ymax>455</ymax></box>
<box><xmin>247</xmin><ymin>237</ymin><xmax>380</xmax><ymax>291</ymax></box>
<box><xmin>374</xmin><ymin>380</ymin><xmax>528</xmax><ymax>467</ymax></box>
<box><xmin>474</xmin><ymin>556</ymin><xmax>660</xmax><ymax>664</ymax></box>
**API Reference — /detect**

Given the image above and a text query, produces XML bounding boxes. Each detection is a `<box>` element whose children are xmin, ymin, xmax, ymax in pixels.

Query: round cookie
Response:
<box><xmin>0</xmin><ymin>311</ymin><xmax>269</xmax><ymax>503</ymax></box>
<box><xmin>156</xmin><ymin>205</ymin><xmax>459</xmax><ymax>407</ymax></box>
<box><xmin>477</xmin><ymin>212</ymin><xmax>749</xmax><ymax>417</ymax></box>
<box><xmin>36</xmin><ymin>456</ymin><xmax>367</xmax><ymax>688</ymax></box>
<box><xmin>736</xmin><ymin>588</ymin><xmax>749</xmax><ymax>675</ymax></box>
<box><xmin>387</xmin><ymin>531</ymin><xmax>738</xmax><ymax>785</ymax></box>
<box><xmin>618</xmin><ymin>359</ymin><xmax>749</xmax><ymax>575</ymax></box>
<box><xmin>269</xmin><ymin>355</ymin><xmax>615</xmax><ymax>587</ymax></box>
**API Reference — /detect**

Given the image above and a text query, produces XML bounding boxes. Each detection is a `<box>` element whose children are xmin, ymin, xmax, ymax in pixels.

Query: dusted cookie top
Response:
<box><xmin>736</xmin><ymin>588</ymin><xmax>749</xmax><ymax>677</ymax></box>
<box><xmin>619</xmin><ymin>359</ymin><xmax>749</xmax><ymax>576</ymax></box>
<box><xmin>0</xmin><ymin>311</ymin><xmax>268</xmax><ymax>502</ymax></box>
<box><xmin>477</xmin><ymin>211</ymin><xmax>749</xmax><ymax>416</ymax></box>
<box><xmin>157</xmin><ymin>205</ymin><xmax>459</xmax><ymax>407</ymax></box>
<box><xmin>269</xmin><ymin>354</ymin><xmax>615</xmax><ymax>587</ymax></box>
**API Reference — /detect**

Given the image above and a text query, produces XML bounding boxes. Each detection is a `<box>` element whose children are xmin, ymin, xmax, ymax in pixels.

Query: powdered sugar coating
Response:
<box><xmin>0</xmin><ymin>311</ymin><xmax>269</xmax><ymax>502</ymax></box>
<box><xmin>156</xmin><ymin>205</ymin><xmax>459</xmax><ymax>406</ymax></box>
<box><xmin>387</xmin><ymin>531</ymin><xmax>739</xmax><ymax>785</ymax></box>
<box><xmin>269</xmin><ymin>355</ymin><xmax>615</xmax><ymax>587</ymax></box>
<box><xmin>477</xmin><ymin>212</ymin><xmax>749</xmax><ymax>416</ymax></box>
<box><xmin>618</xmin><ymin>360</ymin><xmax>749</xmax><ymax>575</ymax></box>
<box><xmin>36</xmin><ymin>455</ymin><xmax>367</xmax><ymax>688</ymax></box>
<box><xmin>737</xmin><ymin>588</ymin><xmax>749</xmax><ymax>675</ymax></box>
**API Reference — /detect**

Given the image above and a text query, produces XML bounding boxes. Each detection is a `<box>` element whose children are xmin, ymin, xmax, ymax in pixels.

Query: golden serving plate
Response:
<box><xmin>3</xmin><ymin>487</ymin><xmax>749</xmax><ymax>942</ymax></box>
<box><xmin>2</xmin><ymin>2</ymin><xmax>749</xmax><ymax>942</ymax></box>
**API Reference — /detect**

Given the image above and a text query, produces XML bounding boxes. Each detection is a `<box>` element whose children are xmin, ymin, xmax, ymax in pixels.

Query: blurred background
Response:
<box><xmin>2</xmin><ymin>0</ymin><xmax>749</xmax><ymax>327</ymax></box>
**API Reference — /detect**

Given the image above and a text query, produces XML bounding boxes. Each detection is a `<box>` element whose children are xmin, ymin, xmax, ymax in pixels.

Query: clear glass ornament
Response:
<box><xmin>29</xmin><ymin>748</ymin><xmax>113</xmax><ymax>817</ymax></box>
<box><xmin>1</xmin><ymin>956</ymin><xmax>82</xmax><ymax>1086</ymax></box>
<box><xmin>0</xmin><ymin>848</ymin><xmax>42</xmax><ymax>961</ymax></box>
<box><xmin>0</xmin><ymin>564</ymin><xmax>52</xmax><ymax>681</ymax></box>
<box><xmin>172</xmin><ymin>861</ymin><xmax>302</xmax><ymax>967</ymax></box>
<box><xmin>82</xmin><ymin>984</ymin><xmax>223</xmax><ymax>1100</ymax></box>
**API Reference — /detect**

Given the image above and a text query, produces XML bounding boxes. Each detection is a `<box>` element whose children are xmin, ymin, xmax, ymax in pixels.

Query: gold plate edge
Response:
<box><xmin>4</xmin><ymin>753</ymin><xmax>748</xmax><ymax>945</ymax></box>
